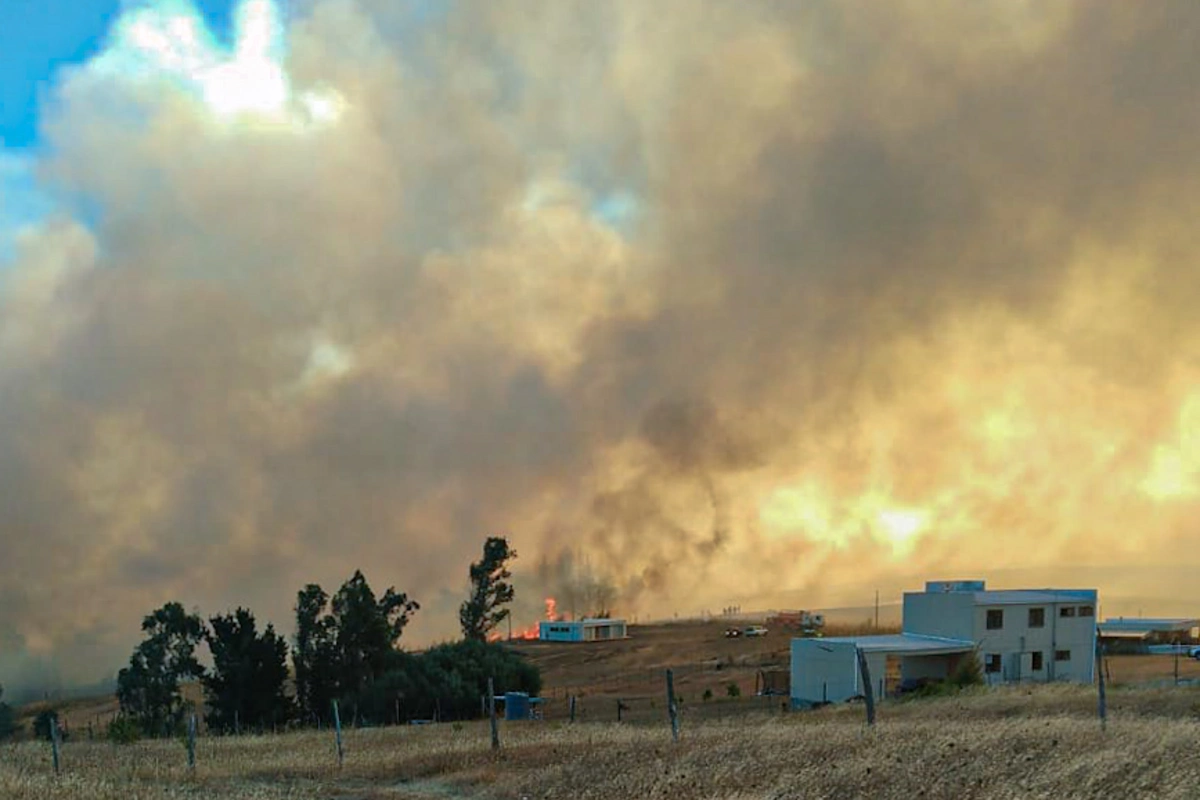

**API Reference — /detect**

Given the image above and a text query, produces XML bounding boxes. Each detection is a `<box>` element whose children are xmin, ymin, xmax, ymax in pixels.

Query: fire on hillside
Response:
<box><xmin>489</xmin><ymin>597</ymin><xmax>561</xmax><ymax>642</ymax></box>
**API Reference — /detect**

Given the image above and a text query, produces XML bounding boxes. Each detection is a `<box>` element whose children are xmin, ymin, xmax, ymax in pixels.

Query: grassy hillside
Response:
<box><xmin>13</xmin><ymin>619</ymin><xmax>1200</xmax><ymax>737</ymax></box>
<box><xmin>512</xmin><ymin>620</ymin><xmax>1200</xmax><ymax>710</ymax></box>
<box><xmin>510</xmin><ymin>619</ymin><xmax>895</xmax><ymax>703</ymax></box>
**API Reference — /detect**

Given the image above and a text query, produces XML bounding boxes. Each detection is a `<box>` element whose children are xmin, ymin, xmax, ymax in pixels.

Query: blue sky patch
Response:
<box><xmin>0</xmin><ymin>0</ymin><xmax>239</xmax><ymax>148</ymax></box>
<box><xmin>0</xmin><ymin>150</ymin><xmax>54</xmax><ymax>263</ymax></box>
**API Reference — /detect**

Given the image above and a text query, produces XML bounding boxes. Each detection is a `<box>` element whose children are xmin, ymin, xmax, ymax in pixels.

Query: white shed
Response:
<box><xmin>791</xmin><ymin>634</ymin><xmax>974</xmax><ymax>706</ymax></box>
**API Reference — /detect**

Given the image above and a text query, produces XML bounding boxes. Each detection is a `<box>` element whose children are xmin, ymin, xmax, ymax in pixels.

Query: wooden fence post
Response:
<box><xmin>1174</xmin><ymin>637</ymin><xmax>1180</xmax><ymax>686</ymax></box>
<box><xmin>488</xmin><ymin>678</ymin><xmax>500</xmax><ymax>750</ymax></box>
<box><xmin>856</xmin><ymin>648</ymin><xmax>876</xmax><ymax>727</ymax></box>
<box><xmin>666</xmin><ymin>669</ymin><xmax>680</xmax><ymax>742</ymax></box>
<box><xmin>332</xmin><ymin>700</ymin><xmax>344</xmax><ymax>768</ymax></box>
<box><xmin>50</xmin><ymin>714</ymin><xmax>61</xmax><ymax>776</ymax></box>
<box><xmin>569</xmin><ymin>695</ymin><xmax>576</xmax><ymax>723</ymax></box>
<box><xmin>186</xmin><ymin>713</ymin><xmax>197</xmax><ymax>771</ymax></box>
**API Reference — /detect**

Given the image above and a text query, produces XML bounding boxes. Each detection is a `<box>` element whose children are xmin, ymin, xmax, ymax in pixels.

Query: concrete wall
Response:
<box><xmin>903</xmin><ymin>589</ymin><xmax>1097</xmax><ymax>685</ymax></box>
<box><xmin>539</xmin><ymin>622</ymin><xmax>583</xmax><ymax>642</ymax></box>
<box><xmin>903</xmin><ymin>592</ymin><xmax>975</xmax><ymax>639</ymax></box>
<box><xmin>971</xmin><ymin>594</ymin><xmax>1097</xmax><ymax>684</ymax></box>
<box><xmin>583</xmin><ymin>621</ymin><xmax>627</xmax><ymax>640</ymax></box>
<box><xmin>791</xmin><ymin>640</ymin><xmax>859</xmax><ymax>705</ymax></box>
<box><xmin>539</xmin><ymin>620</ymin><xmax>628</xmax><ymax>642</ymax></box>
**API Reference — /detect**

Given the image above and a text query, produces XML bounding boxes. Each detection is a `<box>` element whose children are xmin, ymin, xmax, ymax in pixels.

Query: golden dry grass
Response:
<box><xmin>1106</xmin><ymin>653</ymin><xmax>1200</xmax><ymax>685</ymax></box>
<box><xmin>4</xmin><ymin>683</ymin><xmax>1200</xmax><ymax>799</ymax></box>
<box><xmin>514</xmin><ymin>620</ymin><xmax>902</xmax><ymax>707</ymax></box>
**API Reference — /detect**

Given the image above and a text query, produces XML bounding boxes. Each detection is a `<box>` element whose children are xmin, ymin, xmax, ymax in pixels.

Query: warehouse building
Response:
<box><xmin>1097</xmin><ymin>617</ymin><xmax>1199</xmax><ymax>653</ymax></box>
<box><xmin>791</xmin><ymin>580</ymin><xmax>1098</xmax><ymax>707</ymax></box>
<box><xmin>538</xmin><ymin>618</ymin><xmax>627</xmax><ymax>642</ymax></box>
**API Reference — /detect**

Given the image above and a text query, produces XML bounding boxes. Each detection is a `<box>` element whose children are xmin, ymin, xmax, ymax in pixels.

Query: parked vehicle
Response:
<box><xmin>766</xmin><ymin>610</ymin><xmax>825</xmax><ymax>637</ymax></box>
<box><xmin>743</xmin><ymin>626</ymin><xmax>769</xmax><ymax>637</ymax></box>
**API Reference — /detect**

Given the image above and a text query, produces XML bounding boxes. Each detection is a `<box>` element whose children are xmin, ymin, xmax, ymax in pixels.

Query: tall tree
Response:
<box><xmin>202</xmin><ymin>608</ymin><xmax>294</xmax><ymax>733</ymax></box>
<box><xmin>116</xmin><ymin>602</ymin><xmax>206</xmax><ymax>736</ymax></box>
<box><xmin>459</xmin><ymin>537</ymin><xmax>517</xmax><ymax>641</ymax></box>
<box><xmin>0</xmin><ymin>685</ymin><xmax>15</xmax><ymax>741</ymax></box>
<box><xmin>293</xmin><ymin>584</ymin><xmax>339</xmax><ymax>722</ymax></box>
<box><xmin>293</xmin><ymin>572</ymin><xmax>419</xmax><ymax>722</ymax></box>
<box><xmin>331</xmin><ymin>570</ymin><xmax>419</xmax><ymax>695</ymax></box>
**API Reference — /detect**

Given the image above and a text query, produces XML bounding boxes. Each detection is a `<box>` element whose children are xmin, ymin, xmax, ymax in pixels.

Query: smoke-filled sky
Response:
<box><xmin>2</xmin><ymin>0</ymin><xmax>1200</xmax><ymax>692</ymax></box>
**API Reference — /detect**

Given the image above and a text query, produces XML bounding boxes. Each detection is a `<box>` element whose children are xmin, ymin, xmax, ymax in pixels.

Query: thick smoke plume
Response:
<box><xmin>2</xmin><ymin>0</ymin><xmax>1200</xmax><ymax>692</ymax></box>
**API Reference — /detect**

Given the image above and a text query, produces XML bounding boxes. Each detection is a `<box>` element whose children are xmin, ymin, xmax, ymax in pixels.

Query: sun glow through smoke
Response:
<box><xmin>759</xmin><ymin>485</ymin><xmax>930</xmax><ymax>558</ymax></box>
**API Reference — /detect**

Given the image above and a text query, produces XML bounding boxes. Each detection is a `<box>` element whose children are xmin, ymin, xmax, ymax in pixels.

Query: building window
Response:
<box><xmin>985</xmin><ymin>654</ymin><xmax>1001</xmax><ymax>673</ymax></box>
<box><xmin>1060</xmin><ymin>607</ymin><xmax>1076</xmax><ymax>618</ymax></box>
<box><xmin>1031</xmin><ymin>651</ymin><xmax>1044</xmax><ymax>671</ymax></box>
<box><xmin>1029</xmin><ymin>608</ymin><xmax>1045</xmax><ymax>628</ymax></box>
<box><xmin>1055</xmin><ymin>649</ymin><xmax>1071</xmax><ymax>662</ymax></box>
<box><xmin>1078</xmin><ymin>605</ymin><xmax>1095</xmax><ymax>617</ymax></box>
<box><xmin>987</xmin><ymin>609</ymin><xmax>1004</xmax><ymax>630</ymax></box>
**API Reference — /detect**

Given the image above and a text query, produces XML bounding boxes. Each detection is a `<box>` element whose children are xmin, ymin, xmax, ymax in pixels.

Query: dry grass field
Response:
<box><xmin>511</xmin><ymin>621</ymin><xmax>1200</xmax><ymax>714</ymax></box>
<box><xmin>23</xmin><ymin>623</ymin><xmax>1200</xmax><ymax>736</ymax></box>
<box><xmin>4</xmin><ymin>684</ymin><xmax>1200</xmax><ymax>799</ymax></box>
<box><xmin>510</xmin><ymin>620</ymin><xmax>889</xmax><ymax>706</ymax></box>
<box><xmin>9</xmin><ymin>621</ymin><xmax>1200</xmax><ymax>797</ymax></box>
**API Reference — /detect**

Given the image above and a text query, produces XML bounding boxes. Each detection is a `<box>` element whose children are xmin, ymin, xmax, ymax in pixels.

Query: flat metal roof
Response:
<box><xmin>971</xmin><ymin>590</ymin><xmax>1096</xmax><ymax>606</ymax></box>
<box><xmin>908</xmin><ymin>588</ymin><xmax>1097</xmax><ymax>606</ymax></box>
<box><xmin>800</xmin><ymin>633</ymin><xmax>975</xmax><ymax>655</ymax></box>
<box><xmin>1099</xmin><ymin>618</ymin><xmax>1198</xmax><ymax>633</ymax></box>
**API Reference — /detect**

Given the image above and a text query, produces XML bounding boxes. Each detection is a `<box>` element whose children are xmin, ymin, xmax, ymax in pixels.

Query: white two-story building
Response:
<box><xmin>791</xmin><ymin>580</ymin><xmax>1098</xmax><ymax>707</ymax></box>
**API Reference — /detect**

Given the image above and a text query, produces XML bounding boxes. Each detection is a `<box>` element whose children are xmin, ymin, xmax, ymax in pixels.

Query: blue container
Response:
<box><xmin>504</xmin><ymin>692</ymin><xmax>530</xmax><ymax>721</ymax></box>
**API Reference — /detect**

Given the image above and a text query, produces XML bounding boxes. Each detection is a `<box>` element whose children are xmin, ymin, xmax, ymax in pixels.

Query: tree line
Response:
<box><xmin>110</xmin><ymin>536</ymin><xmax>533</xmax><ymax>738</ymax></box>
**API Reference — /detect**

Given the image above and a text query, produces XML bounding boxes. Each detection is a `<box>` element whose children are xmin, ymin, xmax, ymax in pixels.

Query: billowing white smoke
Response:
<box><xmin>3</xmin><ymin>0</ymin><xmax>1200</xmax><ymax>695</ymax></box>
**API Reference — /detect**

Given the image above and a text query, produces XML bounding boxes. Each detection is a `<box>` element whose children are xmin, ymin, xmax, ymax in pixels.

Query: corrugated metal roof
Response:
<box><xmin>803</xmin><ymin>633</ymin><xmax>975</xmax><ymax>655</ymax></box>
<box><xmin>971</xmin><ymin>590</ymin><xmax>1096</xmax><ymax>606</ymax></box>
<box><xmin>1098</xmin><ymin>630</ymin><xmax>1150</xmax><ymax>640</ymax></box>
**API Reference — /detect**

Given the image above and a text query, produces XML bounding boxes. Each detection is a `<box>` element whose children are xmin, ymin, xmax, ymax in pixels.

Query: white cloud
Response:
<box><xmin>90</xmin><ymin>0</ymin><xmax>344</xmax><ymax>129</ymax></box>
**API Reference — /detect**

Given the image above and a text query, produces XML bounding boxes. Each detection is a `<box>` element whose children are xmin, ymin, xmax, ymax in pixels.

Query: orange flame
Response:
<box><xmin>489</xmin><ymin>597</ymin><xmax>563</xmax><ymax>641</ymax></box>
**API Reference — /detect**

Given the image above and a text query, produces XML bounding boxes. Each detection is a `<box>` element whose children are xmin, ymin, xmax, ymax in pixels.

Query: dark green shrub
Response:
<box><xmin>33</xmin><ymin>710</ymin><xmax>62</xmax><ymax>742</ymax></box>
<box><xmin>107</xmin><ymin>716</ymin><xmax>142</xmax><ymax>745</ymax></box>
<box><xmin>344</xmin><ymin>640</ymin><xmax>541</xmax><ymax>724</ymax></box>
<box><xmin>949</xmin><ymin>653</ymin><xmax>984</xmax><ymax>688</ymax></box>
